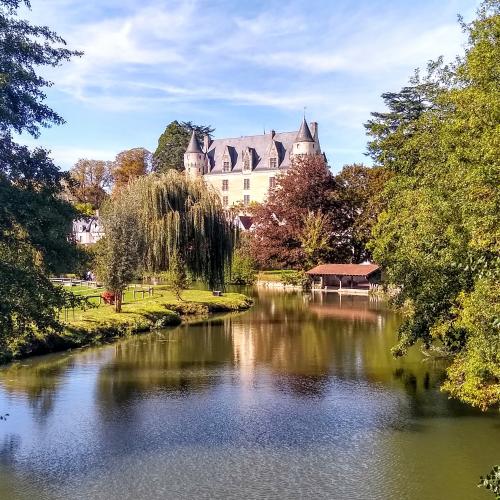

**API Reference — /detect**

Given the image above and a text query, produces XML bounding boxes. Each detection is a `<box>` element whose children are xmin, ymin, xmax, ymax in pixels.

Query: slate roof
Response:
<box><xmin>306</xmin><ymin>264</ymin><xmax>380</xmax><ymax>277</ymax></box>
<box><xmin>186</xmin><ymin>130</ymin><xmax>203</xmax><ymax>153</ymax></box>
<box><xmin>237</xmin><ymin>215</ymin><xmax>254</xmax><ymax>230</ymax></box>
<box><xmin>204</xmin><ymin>130</ymin><xmax>301</xmax><ymax>174</ymax></box>
<box><xmin>296</xmin><ymin>118</ymin><xmax>314</xmax><ymax>142</ymax></box>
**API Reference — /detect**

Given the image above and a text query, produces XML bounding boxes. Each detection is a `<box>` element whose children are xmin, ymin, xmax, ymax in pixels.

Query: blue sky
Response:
<box><xmin>20</xmin><ymin>0</ymin><xmax>478</xmax><ymax>172</ymax></box>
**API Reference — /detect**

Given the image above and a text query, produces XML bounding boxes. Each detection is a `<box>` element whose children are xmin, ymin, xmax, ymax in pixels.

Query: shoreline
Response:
<box><xmin>0</xmin><ymin>290</ymin><xmax>253</xmax><ymax>364</ymax></box>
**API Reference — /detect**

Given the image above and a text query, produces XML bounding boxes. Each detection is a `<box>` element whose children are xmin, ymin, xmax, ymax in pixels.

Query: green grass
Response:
<box><xmin>0</xmin><ymin>288</ymin><xmax>252</xmax><ymax>363</ymax></box>
<box><xmin>68</xmin><ymin>288</ymin><xmax>252</xmax><ymax>331</ymax></box>
<box><xmin>257</xmin><ymin>270</ymin><xmax>296</xmax><ymax>282</ymax></box>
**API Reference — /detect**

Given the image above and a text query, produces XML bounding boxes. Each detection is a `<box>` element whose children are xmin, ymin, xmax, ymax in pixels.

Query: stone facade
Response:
<box><xmin>184</xmin><ymin>118</ymin><xmax>323</xmax><ymax>207</ymax></box>
<box><xmin>72</xmin><ymin>217</ymin><xmax>104</xmax><ymax>245</ymax></box>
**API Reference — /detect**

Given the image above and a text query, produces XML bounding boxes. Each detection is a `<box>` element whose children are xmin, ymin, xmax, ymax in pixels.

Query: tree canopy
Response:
<box><xmin>111</xmin><ymin>147</ymin><xmax>151</xmax><ymax>192</ymax></box>
<box><xmin>248</xmin><ymin>156</ymin><xmax>390</xmax><ymax>269</ymax></box>
<box><xmin>153</xmin><ymin>120</ymin><xmax>214</xmax><ymax>173</ymax></box>
<box><xmin>367</xmin><ymin>1</ymin><xmax>499</xmax><ymax>410</ymax></box>
<box><xmin>248</xmin><ymin>155</ymin><xmax>337</xmax><ymax>269</ymax></box>
<box><xmin>332</xmin><ymin>164</ymin><xmax>392</xmax><ymax>263</ymax></box>
<box><xmin>67</xmin><ymin>158</ymin><xmax>112</xmax><ymax>209</ymax></box>
<box><xmin>99</xmin><ymin>171</ymin><xmax>235</xmax><ymax>301</ymax></box>
<box><xmin>0</xmin><ymin>0</ymin><xmax>82</xmax><ymax>353</ymax></box>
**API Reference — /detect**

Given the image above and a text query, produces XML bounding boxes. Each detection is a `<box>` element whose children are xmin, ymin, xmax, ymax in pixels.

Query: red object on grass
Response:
<box><xmin>101</xmin><ymin>291</ymin><xmax>116</xmax><ymax>305</ymax></box>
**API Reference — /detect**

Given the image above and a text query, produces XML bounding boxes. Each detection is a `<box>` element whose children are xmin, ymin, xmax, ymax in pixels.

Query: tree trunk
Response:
<box><xmin>115</xmin><ymin>291</ymin><xmax>122</xmax><ymax>312</ymax></box>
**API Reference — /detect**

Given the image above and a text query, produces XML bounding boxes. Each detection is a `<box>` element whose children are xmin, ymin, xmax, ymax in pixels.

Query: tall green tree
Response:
<box><xmin>153</xmin><ymin>120</ymin><xmax>214</xmax><ymax>172</ymax></box>
<box><xmin>332</xmin><ymin>164</ymin><xmax>392</xmax><ymax>263</ymax></box>
<box><xmin>100</xmin><ymin>171</ymin><xmax>234</xmax><ymax>298</ymax></box>
<box><xmin>299</xmin><ymin>211</ymin><xmax>333</xmax><ymax>268</ymax></box>
<box><xmin>0</xmin><ymin>0</ymin><xmax>82</xmax><ymax>352</ymax></box>
<box><xmin>96</xmin><ymin>196</ymin><xmax>143</xmax><ymax>312</ymax></box>
<box><xmin>367</xmin><ymin>1</ymin><xmax>499</xmax><ymax>410</ymax></box>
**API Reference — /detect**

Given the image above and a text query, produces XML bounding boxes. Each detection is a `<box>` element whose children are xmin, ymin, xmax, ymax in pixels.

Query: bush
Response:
<box><xmin>229</xmin><ymin>248</ymin><xmax>256</xmax><ymax>285</ymax></box>
<box><xmin>281</xmin><ymin>270</ymin><xmax>310</xmax><ymax>290</ymax></box>
<box><xmin>479</xmin><ymin>465</ymin><xmax>500</xmax><ymax>499</ymax></box>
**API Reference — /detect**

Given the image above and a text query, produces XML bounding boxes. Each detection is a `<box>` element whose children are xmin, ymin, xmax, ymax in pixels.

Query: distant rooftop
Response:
<box><xmin>306</xmin><ymin>264</ymin><xmax>380</xmax><ymax>277</ymax></box>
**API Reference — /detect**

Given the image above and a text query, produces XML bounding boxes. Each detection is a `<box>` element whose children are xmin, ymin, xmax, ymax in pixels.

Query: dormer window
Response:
<box><xmin>269</xmin><ymin>157</ymin><xmax>277</xmax><ymax>169</ymax></box>
<box><xmin>222</xmin><ymin>146</ymin><xmax>233</xmax><ymax>172</ymax></box>
<box><xmin>242</xmin><ymin>148</ymin><xmax>253</xmax><ymax>172</ymax></box>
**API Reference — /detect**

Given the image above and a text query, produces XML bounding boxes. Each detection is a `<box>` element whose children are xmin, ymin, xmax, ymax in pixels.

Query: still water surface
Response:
<box><xmin>0</xmin><ymin>290</ymin><xmax>498</xmax><ymax>499</ymax></box>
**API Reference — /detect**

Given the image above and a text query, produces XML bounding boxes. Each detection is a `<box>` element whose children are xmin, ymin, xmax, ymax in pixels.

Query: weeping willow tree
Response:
<box><xmin>101</xmin><ymin>171</ymin><xmax>235</xmax><ymax>299</ymax></box>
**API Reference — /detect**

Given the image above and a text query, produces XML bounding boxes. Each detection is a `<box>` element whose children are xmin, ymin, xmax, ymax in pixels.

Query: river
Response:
<box><xmin>0</xmin><ymin>290</ymin><xmax>497</xmax><ymax>499</ymax></box>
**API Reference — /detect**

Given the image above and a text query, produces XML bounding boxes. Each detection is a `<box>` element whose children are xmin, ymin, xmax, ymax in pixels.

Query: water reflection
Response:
<box><xmin>0</xmin><ymin>289</ymin><xmax>497</xmax><ymax>500</ymax></box>
<box><xmin>0</xmin><ymin>290</ymin><xmax>477</xmax><ymax>415</ymax></box>
<box><xmin>0</xmin><ymin>353</ymin><xmax>76</xmax><ymax>420</ymax></box>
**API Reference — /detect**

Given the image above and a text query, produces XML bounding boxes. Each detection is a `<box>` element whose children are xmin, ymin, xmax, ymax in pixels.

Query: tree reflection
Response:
<box><xmin>0</xmin><ymin>289</ymin><xmax>482</xmax><ymax>422</ymax></box>
<box><xmin>95</xmin><ymin>322</ymin><xmax>234</xmax><ymax>408</ymax></box>
<box><xmin>0</xmin><ymin>354</ymin><xmax>76</xmax><ymax>420</ymax></box>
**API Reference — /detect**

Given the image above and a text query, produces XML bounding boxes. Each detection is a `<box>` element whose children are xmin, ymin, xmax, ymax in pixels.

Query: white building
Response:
<box><xmin>72</xmin><ymin>217</ymin><xmax>104</xmax><ymax>245</ymax></box>
<box><xmin>184</xmin><ymin>118</ymin><xmax>325</xmax><ymax>207</ymax></box>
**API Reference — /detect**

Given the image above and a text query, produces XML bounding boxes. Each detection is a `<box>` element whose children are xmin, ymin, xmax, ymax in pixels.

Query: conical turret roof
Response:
<box><xmin>186</xmin><ymin>130</ymin><xmax>203</xmax><ymax>153</ymax></box>
<box><xmin>295</xmin><ymin>117</ymin><xmax>314</xmax><ymax>142</ymax></box>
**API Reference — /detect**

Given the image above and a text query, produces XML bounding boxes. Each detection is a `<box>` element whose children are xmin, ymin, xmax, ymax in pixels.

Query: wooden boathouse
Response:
<box><xmin>306</xmin><ymin>263</ymin><xmax>381</xmax><ymax>293</ymax></box>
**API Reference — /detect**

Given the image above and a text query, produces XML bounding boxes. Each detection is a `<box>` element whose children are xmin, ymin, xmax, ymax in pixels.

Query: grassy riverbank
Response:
<box><xmin>1</xmin><ymin>289</ymin><xmax>252</xmax><ymax>363</ymax></box>
<box><xmin>257</xmin><ymin>270</ymin><xmax>296</xmax><ymax>282</ymax></box>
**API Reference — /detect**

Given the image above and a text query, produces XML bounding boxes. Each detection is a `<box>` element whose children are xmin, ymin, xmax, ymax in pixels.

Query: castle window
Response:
<box><xmin>244</xmin><ymin>195</ymin><xmax>250</xmax><ymax>205</ymax></box>
<box><xmin>269</xmin><ymin>177</ymin><xmax>276</xmax><ymax>189</ymax></box>
<box><xmin>269</xmin><ymin>157</ymin><xmax>277</xmax><ymax>169</ymax></box>
<box><xmin>244</xmin><ymin>178</ymin><xmax>250</xmax><ymax>190</ymax></box>
<box><xmin>223</xmin><ymin>196</ymin><xmax>229</xmax><ymax>207</ymax></box>
<box><xmin>223</xmin><ymin>161</ymin><xmax>230</xmax><ymax>172</ymax></box>
<box><xmin>243</xmin><ymin>156</ymin><xmax>251</xmax><ymax>172</ymax></box>
<box><xmin>222</xmin><ymin>179</ymin><xmax>228</xmax><ymax>191</ymax></box>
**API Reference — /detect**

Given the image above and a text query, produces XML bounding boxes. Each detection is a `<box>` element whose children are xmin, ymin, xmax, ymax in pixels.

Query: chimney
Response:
<box><xmin>271</xmin><ymin>129</ymin><xmax>276</xmax><ymax>139</ymax></box>
<box><xmin>310</xmin><ymin>122</ymin><xmax>318</xmax><ymax>142</ymax></box>
<box><xmin>203</xmin><ymin>134</ymin><xmax>210</xmax><ymax>152</ymax></box>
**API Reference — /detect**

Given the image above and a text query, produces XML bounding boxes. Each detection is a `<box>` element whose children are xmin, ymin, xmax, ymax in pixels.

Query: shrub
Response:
<box><xmin>281</xmin><ymin>270</ymin><xmax>310</xmax><ymax>290</ymax></box>
<box><xmin>229</xmin><ymin>249</ymin><xmax>256</xmax><ymax>285</ymax></box>
<box><xmin>479</xmin><ymin>465</ymin><xmax>500</xmax><ymax>499</ymax></box>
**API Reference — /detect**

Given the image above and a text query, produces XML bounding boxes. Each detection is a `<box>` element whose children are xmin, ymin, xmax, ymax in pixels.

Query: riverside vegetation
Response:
<box><xmin>0</xmin><ymin>1</ymin><xmax>243</xmax><ymax>363</ymax></box>
<box><xmin>1</xmin><ymin>286</ymin><xmax>251</xmax><ymax>363</ymax></box>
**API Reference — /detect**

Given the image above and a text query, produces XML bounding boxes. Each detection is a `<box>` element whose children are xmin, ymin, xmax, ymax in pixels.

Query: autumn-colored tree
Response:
<box><xmin>248</xmin><ymin>155</ymin><xmax>340</xmax><ymax>269</ymax></box>
<box><xmin>68</xmin><ymin>158</ymin><xmax>112</xmax><ymax>209</ymax></box>
<box><xmin>111</xmin><ymin>148</ymin><xmax>151</xmax><ymax>192</ymax></box>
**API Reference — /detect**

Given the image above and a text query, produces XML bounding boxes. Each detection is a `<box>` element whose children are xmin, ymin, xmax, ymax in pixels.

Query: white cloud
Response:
<box><xmin>29</xmin><ymin>0</ymin><xmax>467</xmax><ymax>113</ymax></box>
<box><xmin>20</xmin><ymin>0</ymin><xmax>474</xmax><ymax>169</ymax></box>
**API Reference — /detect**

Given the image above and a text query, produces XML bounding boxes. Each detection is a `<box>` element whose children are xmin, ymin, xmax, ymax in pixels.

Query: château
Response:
<box><xmin>184</xmin><ymin>118</ymin><xmax>325</xmax><ymax>207</ymax></box>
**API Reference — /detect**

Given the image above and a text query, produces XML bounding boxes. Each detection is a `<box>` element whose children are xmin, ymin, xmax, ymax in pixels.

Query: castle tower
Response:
<box><xmin>184</xmin><ymin>131</ymin><xmax>207</xmax><ymax>178</ymax></box>
<box><xmin>292</xmin><ymin>117</ymin><xmax>317</xmax><ymax>156</ymax></box>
